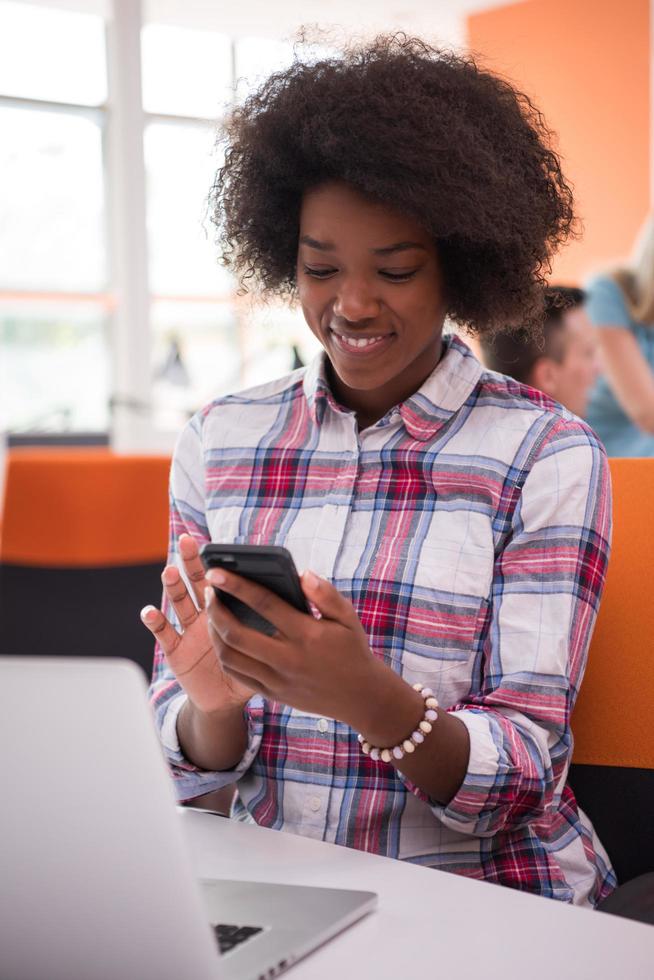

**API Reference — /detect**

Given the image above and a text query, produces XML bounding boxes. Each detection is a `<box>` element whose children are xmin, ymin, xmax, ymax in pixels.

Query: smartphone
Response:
<box><xmin>200</xmin><ymin>543</ymin><xmax>311</xmax><ymax>636</ymax></box>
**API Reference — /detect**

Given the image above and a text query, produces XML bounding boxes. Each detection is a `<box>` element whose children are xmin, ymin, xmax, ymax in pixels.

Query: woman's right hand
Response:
<box><xmin>141</xmin><ymin>533</ymin><xmax>255</xmax><ymax>714</ymax></box>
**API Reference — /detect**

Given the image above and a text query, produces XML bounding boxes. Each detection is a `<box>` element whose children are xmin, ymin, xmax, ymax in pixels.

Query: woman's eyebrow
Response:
<box><xmin>372</xmin><ymin>241</ymin><xmax>427</xmax><ymax>256</ymax></box>
<box><xmin>299</xmin><ymin>236</ymin><xmax>427</xmax><ymax>255</ymax></box>
<box><xmin>299</xmin><ymin>235</ymin><xmax>335</xmax><ymax>251</ymax></box>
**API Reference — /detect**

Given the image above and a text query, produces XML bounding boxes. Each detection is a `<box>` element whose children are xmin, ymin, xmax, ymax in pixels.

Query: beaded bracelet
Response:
<box><xmin>357</xmin><ymin>683</ymin><xmax>439</xmax><ymax>763</ymax></box>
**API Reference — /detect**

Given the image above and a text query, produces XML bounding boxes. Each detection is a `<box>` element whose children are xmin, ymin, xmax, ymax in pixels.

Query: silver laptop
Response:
<box><xmin>0</xmin><ymin>657</ymin><xmax>376</xmax><ymax>980</ymax></box>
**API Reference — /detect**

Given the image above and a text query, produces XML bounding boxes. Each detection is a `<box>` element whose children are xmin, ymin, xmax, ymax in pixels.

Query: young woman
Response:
<box><xmin>141</xmin><ymin>36</ymin><xmax>615</xmax><ymax>906</ymax></box>
<box><xmin>585</xmin><ymin>215</ymin><xmax>654</xmax><ymax>455</ymax></box>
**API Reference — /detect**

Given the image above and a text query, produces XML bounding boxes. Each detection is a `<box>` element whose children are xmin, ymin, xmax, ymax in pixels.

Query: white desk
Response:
<box><xmin>179</xmin><ymin>808</ymin><xmax>654</xmax><ymax>979</ymax></box>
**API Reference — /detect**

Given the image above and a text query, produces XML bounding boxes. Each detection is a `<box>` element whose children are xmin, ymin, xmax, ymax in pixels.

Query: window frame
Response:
<box><xmin>0</xmin><ymin>1</ymin><xmax>240</xmax><ymax>450</ymax></box>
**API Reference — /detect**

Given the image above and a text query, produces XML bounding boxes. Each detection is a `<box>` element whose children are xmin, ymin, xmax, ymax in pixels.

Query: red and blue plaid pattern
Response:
<box><xmin>150</xmin><ymin>335</ymin><xmax>615</xmax><ymax>906</ymax></box>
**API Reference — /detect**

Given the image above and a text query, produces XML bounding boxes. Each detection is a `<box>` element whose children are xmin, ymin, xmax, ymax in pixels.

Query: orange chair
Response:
<box><xmin>570</xmin><ymin>458</ymin><xmax>654</xmax><ymax>900</ymax></box>
<box><xmin>0</xmin><ymin>448</ymin><xmax>170</xmax><ymax>676</ymax></box>
<box><xmin>3</xmin><ymin>452</ymin><xmax>651</xmax><ymax>852</ymax></box>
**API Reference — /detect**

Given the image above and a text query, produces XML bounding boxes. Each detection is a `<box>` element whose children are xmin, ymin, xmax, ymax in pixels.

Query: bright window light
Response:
<box><xmin>240</xmin><ymin>300</ymin><xmax>320</xmax><ymax>389</ymax></box>
<box><xmin>141</xmin><ymin>23</ymin><xmax>233</xmax><ymax>119</ymax></box>
<box><xmin>151</xmin><ymin>300</ymin><xmax>241</xmax><ymax>429</ymax></box>
<box><xmin>0</xmin><ymin>105</ymin><xmax>106</xmax><ymax>292</ymax></box>
<box><xmin>0</xmin><ymin>2</ymin><xmax>106</xmax><ymax>106</ymax></box>
<box><xmin>144</xmin><ymin>120</ymin><xmax>229</xmax><ymax>296</ymax></box>
<box><xmin>0</xmin><ymin>300</ymin><xmax>110</xmax><ymax>433</ymax></box>
<box><xmin>234</xmin><ymin>36</ymin><xmax>295</xmax><ymax>101</ymax></box>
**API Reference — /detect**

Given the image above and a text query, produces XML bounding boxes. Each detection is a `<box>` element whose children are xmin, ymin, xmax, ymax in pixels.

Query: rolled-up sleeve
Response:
<box><xmin>148</xmin><ymin>412</ymin><xmax>263</xmax><ymax>802</ymax></box>
<box><xmin>409</xmin><ymin>419</ymin><xmax>611</xmax><ymax>837</ymax></box>
<box><xmin>155</xmin><ymin>688</ymin><xmax>265</xmax><ymax>802</ymax></box>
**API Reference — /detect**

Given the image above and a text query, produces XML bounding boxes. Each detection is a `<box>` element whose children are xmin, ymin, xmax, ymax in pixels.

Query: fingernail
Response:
<box><xmin>303</xmin><ymin>569</ymin><xmax>320</xmax><ymax>589</ymax></box>
<box><xmin>140</xmin><ymin>605</ymin><xmax>156</xmax><ymax>621</ymax></box>
<box><xmin>204</xmin><ymin>586</ymin><xmax>214</xmax><ymax>609</ymax></box>
<box><xmin>206</xmin><ymin>568</ymin><xmax>226</xmax><ymax>585</ymax></box>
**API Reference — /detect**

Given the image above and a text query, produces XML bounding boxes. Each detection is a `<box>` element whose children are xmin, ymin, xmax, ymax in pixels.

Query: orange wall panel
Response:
<box><xmin>467</xmin><ymin>0</ymin><xmax>650</xmax><ymax>285</ymax></box>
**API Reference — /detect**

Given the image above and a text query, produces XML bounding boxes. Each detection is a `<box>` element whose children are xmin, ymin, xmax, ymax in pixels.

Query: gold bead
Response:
<box><xmin>419</xmin><ymin>720</ymin><xmax>432</xmax><ymax>734</ymax></box>
<box><xmin>403</xmin><ymin>739</ymin><xmax>416</xmax><ymax>753</ymax></box>
<box><xmin>381</xmin><ymin>748</ymin><xmax>392</xmax><ymax>763</ymax></box>
<box><xmin>361</xmin><ymin>741</ymin><xmax>371</xmax><ymax>754</ymax></box>
<box><xmin>425</xmin><ymin>697</ymin><xmax>438</xmax><ymax>709</ymax></box>
<box><xmin>412</xmin><ymin>682</ymin><xmax>423</xmax><ymax>691</ymax></box>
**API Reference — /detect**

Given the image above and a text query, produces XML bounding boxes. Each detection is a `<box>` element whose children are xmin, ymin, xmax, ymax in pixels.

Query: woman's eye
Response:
<box><xmin>380</xmin><ymin>269</ymin><xmax>419</xmax><ymax>282</ymax></box>
<box><xmin>302</xmin><ymin>266</ymin><xmax>418</xmax><ymax>282</ymax></box>
<box><xmin>303</xmin><ymin>266</ymin><xmax>337</xmax><ymax>279</ymax></box>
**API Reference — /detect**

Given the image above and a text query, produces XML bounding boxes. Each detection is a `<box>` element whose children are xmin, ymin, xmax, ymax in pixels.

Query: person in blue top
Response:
<box><xmin>585</xmin><ymin>216</ymin><xmax>654</xmax><ymax>456</ymax></box>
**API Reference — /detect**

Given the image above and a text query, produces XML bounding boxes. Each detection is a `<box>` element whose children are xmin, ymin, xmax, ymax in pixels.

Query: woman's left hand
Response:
<box><xmin>203</xmin><ymin>567</ymin><xmax>396</xmax><ymax>730</ymax></box>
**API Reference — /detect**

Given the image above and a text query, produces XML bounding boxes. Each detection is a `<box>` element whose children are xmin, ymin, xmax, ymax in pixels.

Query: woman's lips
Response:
<box><xmin>330</xmin><ymin>330</ymin><xmax>394</xmax><ymax>356</ymax></box>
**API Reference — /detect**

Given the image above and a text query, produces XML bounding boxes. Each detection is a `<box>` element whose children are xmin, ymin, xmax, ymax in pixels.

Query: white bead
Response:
<box><xmin>412</xmin><ymin>682</ymin><xmax>423</xmax><ymax>691</ymax></box>
<box><xmin>403</xmin><ymin>739</ymin><xmax>415</xmax><ymax>753</ymax></box>
<box><xmin>392</xmin><ymin>745</ymin><xmax>404</xmax><ymax>760</ymax></box>
<box><xmin>411</xmin><ymin>730</ymin><xmax>424</xmax><ymax>744</ymax></box>
<box><xmin>380</xmin><ymin>748</ymin><xmax>392</xmax><ymax>763</ymax></box>
<box><xmin>425</xmin><ymin>697</ymin><xmax>438</xmax><ymax>709</ymax></box>
<box><xmin>421</xmin><ymin>687</ymin><xmax>434</xmax><ymax>698</ymax></box>
<box><xmin>370</xmin><ymin>747</ymin><xmax>381</xmax><ymax>761</ymax></box>
<box><xmin>361</xmin><ymin>741</ymin><xmax>371</xmax><ymax>755</ymax></box>
<box><xmin>425</xmin><ymin>709</ymin><xmax>438</xmax><ymax>722</ymax></box>
<box><xmin>357</xmin><ymin>733</ymin><xmax>364</xmax><ymax>743</ymax></box>
<box><xmin>419</xmin><ymin>720</ymin><xmax>432</xmax><ymax>734</ymax></box>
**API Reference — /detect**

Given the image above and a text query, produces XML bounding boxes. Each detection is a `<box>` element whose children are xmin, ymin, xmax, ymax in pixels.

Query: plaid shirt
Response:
<box><xmin>150</xmin><ymin>334</ymin><xmax>616</xmax><ymax>906</ymax></box>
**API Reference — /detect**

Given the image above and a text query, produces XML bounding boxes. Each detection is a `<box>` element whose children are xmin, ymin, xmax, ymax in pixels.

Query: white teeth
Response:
<box><xmin>340</xmin><ymin>335</ymin><xmax>384</xmax><ymax>348</ymax></box>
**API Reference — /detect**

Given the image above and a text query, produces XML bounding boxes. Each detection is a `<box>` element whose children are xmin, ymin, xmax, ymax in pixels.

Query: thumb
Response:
<box><xmin>301</xmin><ymin>569</ymin><xmax>356</xmax><ymax>624</ymax></box>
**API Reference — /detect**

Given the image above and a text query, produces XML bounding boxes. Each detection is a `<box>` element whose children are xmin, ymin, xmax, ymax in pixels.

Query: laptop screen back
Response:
<box><xmin>0</xmin><ymin>657</ymin><xmax>219</xmax><ymax>980</ymax></box>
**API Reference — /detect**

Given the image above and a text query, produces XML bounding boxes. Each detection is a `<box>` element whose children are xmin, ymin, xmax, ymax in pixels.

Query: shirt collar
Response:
<box><xmin>302</xmin><ymin>351</ymin><xmax>338</xmax><ymax>426</ymax></box>
<box><xmin>303</xmin><ymin>333</ymin><xmax>483</xmax><ymax>440</ymax></box>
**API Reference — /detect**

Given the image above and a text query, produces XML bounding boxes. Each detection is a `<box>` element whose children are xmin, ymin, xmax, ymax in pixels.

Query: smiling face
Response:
<box><xmin>296</xmin><ymin>182</ymin><xmax>447</xmax><ymax>428</ymax></box>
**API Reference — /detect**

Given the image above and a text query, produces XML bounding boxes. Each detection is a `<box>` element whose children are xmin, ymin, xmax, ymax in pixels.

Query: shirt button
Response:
<box><xmin>317</xmin><ymin>718</ymin><xmax>329</xmax><ymax>733</ymax></box>
<box><xmin>310</xmin><ymin>796</ymin><xmax>321</xmax><ymax>812</ymax></box>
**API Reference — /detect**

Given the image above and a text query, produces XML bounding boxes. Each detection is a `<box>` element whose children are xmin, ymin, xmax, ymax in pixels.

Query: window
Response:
<box><xmin>141</xmin><ymin>24</ymin><xmax>313</xmax><ymax>434</ymax></box>
<box><xmin>0</xmin><ymin>2</ymin><xmax>107</xmax><ymax>106</ymax></box>
<box><xmin>0</xmin><ymin>1</ymin><xmax>108</xmax><ymax>436</ymax></box>
<box><xmin>234</xmin><ymin>35</ymin><xmax>296</xmax><ymax>101</ymax></box>
<box><xmin>141</xmin><ymin>23</ymin><xmax>233</xmax><ymax>118</ymax></box>
<box><xmin>0</xmin><ymin>105</ymin><xmax>106</xmax><ymax>293</ymax></box>
<box><xmin>0</xmin><ymin>3</ymin><xmax>319</xmax><ymax>444</ymax></box>
<box><xmin>0</xmin><ymin>300</ymin><xmax>110</xmax><ymax>433</ymax></box>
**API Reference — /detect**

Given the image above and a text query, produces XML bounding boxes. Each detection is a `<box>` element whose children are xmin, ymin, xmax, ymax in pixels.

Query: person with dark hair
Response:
<box><xmin>141</xmin><ymin>35</ymin><xmax>614</xmax><ymax>906</ymax></box>
<box><xmin>479</xmin><ymin>286</ymin><xmax>600</xmax><ymax>417</ymax></box>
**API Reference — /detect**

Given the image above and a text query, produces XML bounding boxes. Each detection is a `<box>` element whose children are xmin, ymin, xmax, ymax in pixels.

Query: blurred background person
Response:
<box><xmin>584</xmin><ymin>217</ymin><xmax>654</xmax><ymax>456</ymax></box>
<box><xmin>479</xmin><ymin>286</ymin><xmax>599</xmax><ymax>418</ymax></box>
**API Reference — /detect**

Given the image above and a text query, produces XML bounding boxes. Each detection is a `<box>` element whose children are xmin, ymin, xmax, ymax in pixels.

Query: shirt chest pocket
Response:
<box><xmin>394</xmin><ymin>579</ymin><xmax>491</xmax><ymax>706</ymax></box>
<box><xmin>366</xmin><ymin>518</ymin><xmax>494</xmax><ymax>705</ymax></box>
<box><xmin>399</xmin><ymin>597</ymin><xmax>490</xmax><ymax>707</ymax></box>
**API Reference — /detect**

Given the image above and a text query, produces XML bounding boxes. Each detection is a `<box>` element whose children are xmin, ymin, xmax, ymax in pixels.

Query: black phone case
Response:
<box><xmin>200</xmin><ymin>544</ymin><xmax>310</xmax><ymax>636</ymax></box>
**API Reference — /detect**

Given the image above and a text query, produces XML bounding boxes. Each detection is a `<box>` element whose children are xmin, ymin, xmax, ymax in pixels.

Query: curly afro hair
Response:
<box><xmin>210</xmin><ymin>34</ymin><xmax>576</xmax><ymax>335</ymax></box>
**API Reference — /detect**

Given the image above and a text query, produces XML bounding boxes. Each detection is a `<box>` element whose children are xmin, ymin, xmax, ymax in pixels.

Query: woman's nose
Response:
<box><xmin>333</xmin><ymin>280</ymin><xmax>381</xmax><ymax>322</ymax></box>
